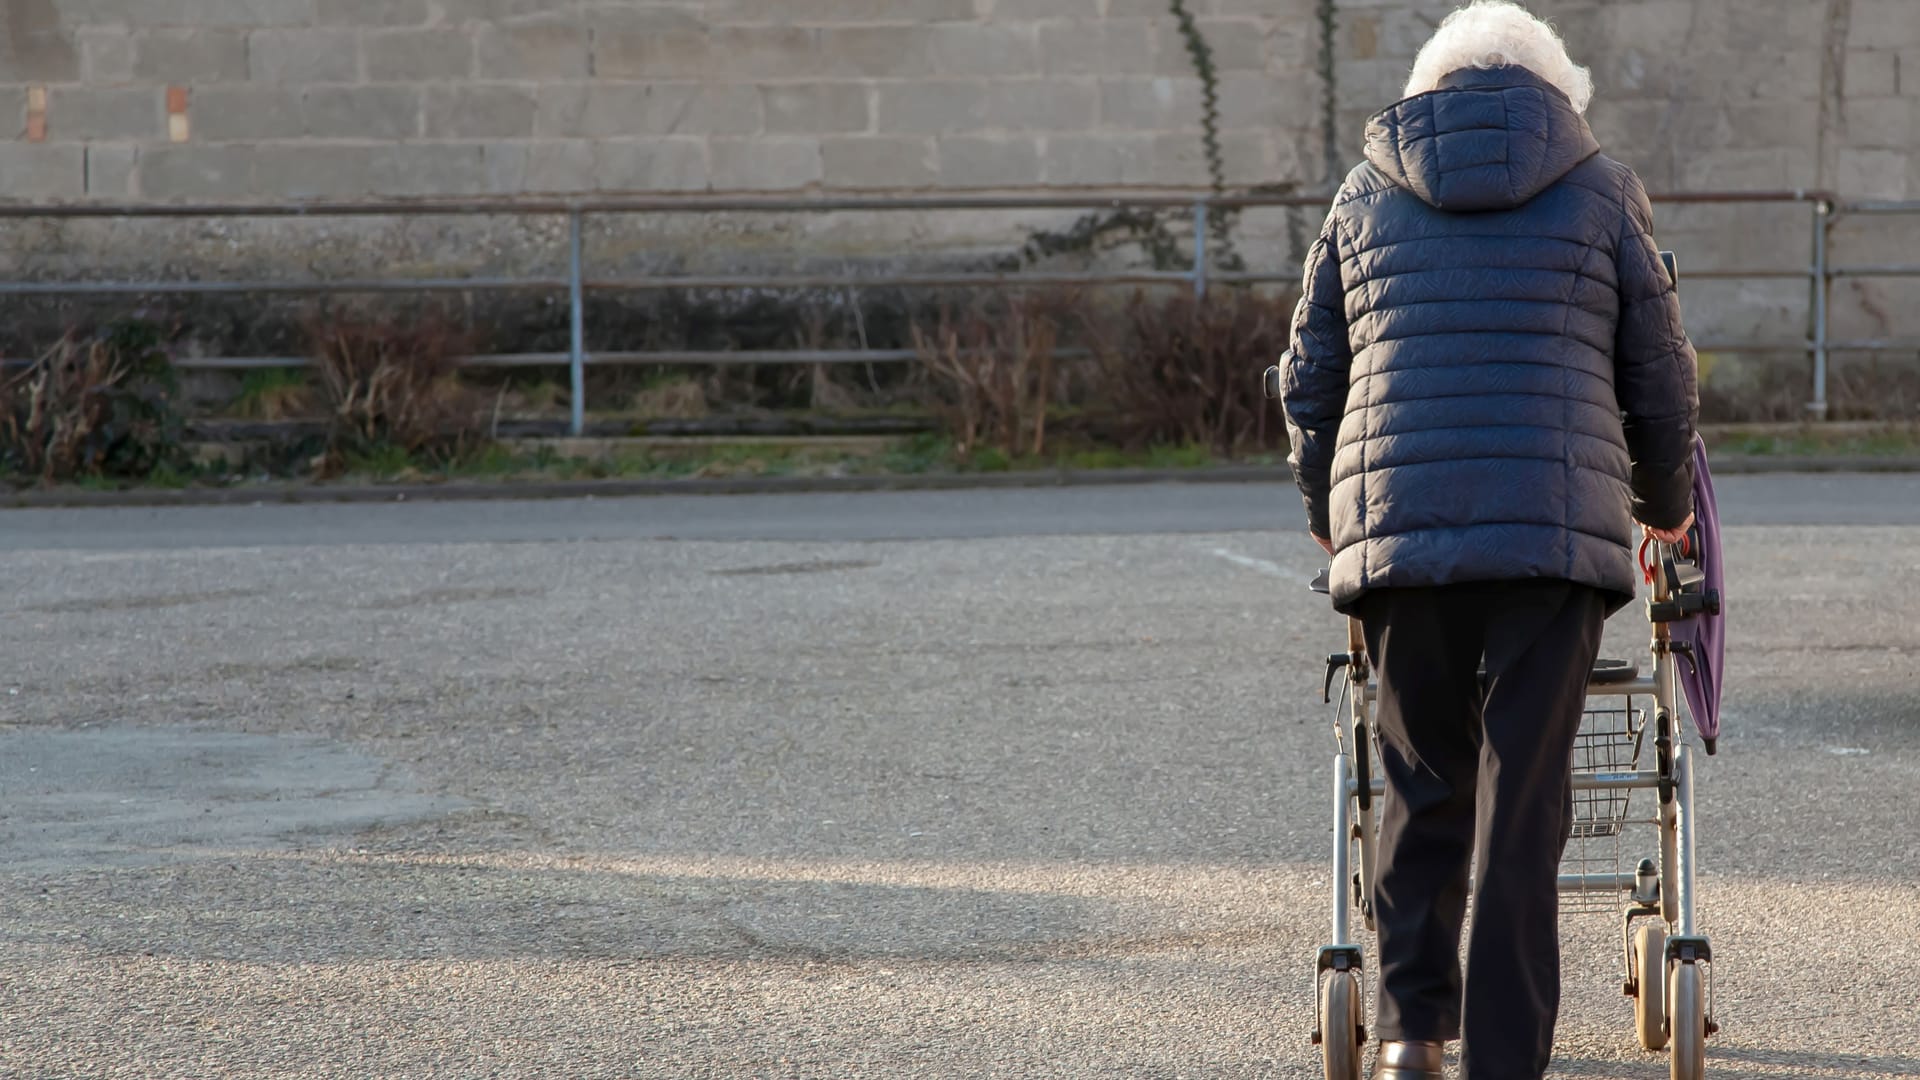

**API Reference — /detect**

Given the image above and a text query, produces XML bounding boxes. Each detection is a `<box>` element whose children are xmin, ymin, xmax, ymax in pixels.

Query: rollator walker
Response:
<box><xmin>1283</xmin><ymin>253</ymin><xmax>1722</xmax><ymax>1080</ymax></box>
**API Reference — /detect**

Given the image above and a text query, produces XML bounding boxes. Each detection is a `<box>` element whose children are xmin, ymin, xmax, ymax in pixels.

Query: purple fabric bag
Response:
<box><xmin>1672</xmin><ymin>435</ymin><xmax>1724</xmax><ymax>752</ymax></box>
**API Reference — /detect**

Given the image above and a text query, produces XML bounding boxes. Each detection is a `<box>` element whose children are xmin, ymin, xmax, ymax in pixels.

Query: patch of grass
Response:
<box><xmin>455</xmin><ymin>442</ymin><xmax>525</xmax><ymax>478</ymax></box>
<box><xmin>1144</xmin><ymin>443</ymin><xmax>1213</xmax><ymax>469</ymax></box>
<box><xmin>626</xmin><ymin>375</ymin><xmax>707</xmax><ymax>419</ymax></box>
<box><xmin>872</xmin><ymin>433</ymin><xmax>952</xmax><ymax>474</ymax></box>
<box><xmin>1058</xmin><ymin>446</ymin><xmax>1131</xmax><ymax>470</ymax></box>
<box><xmin>966</xmin><ymin>447</ymin><xmax>1013</xmax><ymax>473</ymax></box>
<box><xmin>1715</xmin><ymin>427</ymin><xmax>1920</xmax><ymax>458</ymax></box>
<box><xmin>636</xmin><ymin>369</ymin><xmax>686</xmax><ymax>394</ymax></box>
<box><xmin>146</xmin><ymin>463</ymin><xmax>193</xmax><ymax>489</ymax></box>
<box><xmin>1726</xmin><ymin>435</ymin><xmax>1810</xmax><ymax>456</ymax></box>
<box><xmin>509</xmin><ymin>378</ymin><xmax>567</xmax><ymax>416</ymax></box>
<box><xmin>676</xmin><ymin>443</ymin><xmax>824</xmax><ymax>478</ymax></box>
<box><xmin>1853</xmin><ymin>433</ymin><xmax>1920</xmax><ymax>455</ymax></box>
<box><xmin>432</xmin><ymin>441</ymin><xmax>904</xmax><ymax>484</ymax></box>
<box><xmin>547</xmin><ymin>449</ymin><xmax>663</xmax><ymax>480</ymax></box>
<box><xmin>228</xmin><ymin>367</ymin><xmax>315</xmax><ymax>420</ymax></box>
<box><xmin>343</xmin><ymin>444</ymin><xmax>413</xmax><ymax>480</ymax></box>
<box><xmin>437</xmin><ymin>443</ymin><xmax>569</xmax><ymax>481</ymax></box>
<box><xmin>621</xmin><ymin>453</ymin><xmax>678</xmax><ymax>476</ymax></box>
<box><xmin>10</xmin><ymin>438</ymin><xmax>1264</xmax><ymax>497</ymax></box>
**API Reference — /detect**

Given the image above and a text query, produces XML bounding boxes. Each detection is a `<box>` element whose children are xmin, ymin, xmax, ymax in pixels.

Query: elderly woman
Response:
<box><xmin>1279</xmin><ymin>3</ymin><xmax>1697</xmax><ymax>1078</ymax></box>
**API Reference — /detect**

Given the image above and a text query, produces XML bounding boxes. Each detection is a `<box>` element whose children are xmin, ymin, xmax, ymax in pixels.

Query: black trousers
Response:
<box><xmin>1356</xmin><ymin>579</ymin><xmax>1607</xmax><ymax>1080</ymax></box>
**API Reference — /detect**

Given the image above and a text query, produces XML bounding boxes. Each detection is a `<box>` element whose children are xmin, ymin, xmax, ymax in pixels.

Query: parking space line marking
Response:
<box><xmin>1208</xmin><ymin>547</ymin><xmax>1286</xmax><ymax>578</ymax></box>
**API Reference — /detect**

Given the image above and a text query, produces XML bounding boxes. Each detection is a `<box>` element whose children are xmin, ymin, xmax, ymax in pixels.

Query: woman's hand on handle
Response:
<box><xmin>1641</xmin><ymin>512</ymin><xmax>1695</xmax><ymax>547</ymax></box>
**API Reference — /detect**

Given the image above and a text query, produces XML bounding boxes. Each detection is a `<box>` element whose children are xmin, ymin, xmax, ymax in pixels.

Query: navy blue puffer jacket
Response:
<box><xmin>1281</xmin><ymin>65</ymin><xmax>1698</xmax><ymax>614</ymax></box>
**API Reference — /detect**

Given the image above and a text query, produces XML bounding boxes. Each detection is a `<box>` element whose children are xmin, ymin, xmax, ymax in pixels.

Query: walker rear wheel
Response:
<box><xmin>1633</xmin><ymin>923</ymin><xmax>1668</xmax><ymax>1051</ymax></box>
<box><xmin>1668</xmin><ymin>960</ymin><xmax>1706</xmax><ymax>1080</ymax></box>
<box><xmin>1319</xmin><ymin>969</ymin><xmax>1363</xmax><ymax>1080</ymax></box>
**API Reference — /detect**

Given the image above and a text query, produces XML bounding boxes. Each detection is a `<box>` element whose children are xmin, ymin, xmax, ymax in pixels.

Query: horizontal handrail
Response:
<box><xmin>1834</xmin><ymin>200</ymin><xmax>1920</xmax><ymax>214</ymax></box>
<box><xmin>2</xmin><ymin>187</ymin><xmax>1909</xmax><ymax>429</ymax></box>
<box><xmin>0</xmin><ymin>277</ymin><xmax>572</xmax><ymax>296</ymax></box>
<box><xmin>137</xmin><ymin>341</ymin><xmax>1794</xmax><ymax>371</ymax></box>
<box><xmin>0</xmin><ymin>188</ymin><xmax>1834</xmax><ymax>219</ymax></box>
<box><xmin>1</xmin><ymin>266</ymin><xmax>1827</xmax><ymax>296</ymax></box>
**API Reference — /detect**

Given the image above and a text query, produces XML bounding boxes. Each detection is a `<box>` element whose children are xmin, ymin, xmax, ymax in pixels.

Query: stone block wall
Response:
<box><xmin>0</xmin><ymin>0</ymin><xmax>1327</xmax><ymax>200</ymax></box>
<box><xmin>3</xmin><ymin>0</ymin><xmax>1919</xmax><ymax>405</ymax></box>
<box><xmin>4</xmin><ymin>1</ymin><xmax>1915</xmax><ymax>204</ymax></box>
<box><xmin>7</xmin><ymin>0</ymin><xmax>1916</xmax><ymax>202</ymax></box>
<box><xmin>1334</xmin><ymin>0</ymin><xmax>1920</xmax><ymax>200</ymax></box>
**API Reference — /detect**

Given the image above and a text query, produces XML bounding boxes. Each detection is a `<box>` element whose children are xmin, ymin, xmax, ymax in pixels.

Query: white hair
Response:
<box><xmin>1403</xmin><ymin>0</ymin><xmax>1594</xmax><ymax>114</ymax></box>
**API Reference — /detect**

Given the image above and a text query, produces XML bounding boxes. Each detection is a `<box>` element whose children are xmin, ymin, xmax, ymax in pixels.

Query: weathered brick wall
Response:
<box><xmin>4</xmin><ymin>0</ymin><xmax>1916</xmax><ymax>201</ymax></box>
<box><xmin>1</xmin><ymin>0</ymin><xmax>1326</xmax><ymax>200</ymax></box>
<box><xmin>3</xmin><ymin>0</ymin><xmax>1918</xmax><ymax>406</ymax></box>
<box><xmin>1337</xmin><ymin>0</ymin><xmax>1920</xmax><ymax>197</ymax></box>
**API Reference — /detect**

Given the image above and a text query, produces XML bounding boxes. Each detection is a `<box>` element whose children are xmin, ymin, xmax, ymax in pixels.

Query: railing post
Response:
<box><xmin>568</xmin><ymin>208</ymin><xmax>587</xmax><ymax>437</ymax></box>
<box><xmin>1808</xmin><ymin>199</ymin><xmax>1831</xmax><ymax>419</ymax></box>
<box><xmin>1192</xmin><ymin>199</ymin><xmax>1209</xmax><ymax>300</ymax></box>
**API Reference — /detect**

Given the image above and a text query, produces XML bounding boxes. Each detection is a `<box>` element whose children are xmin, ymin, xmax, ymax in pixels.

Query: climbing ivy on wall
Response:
<box><xmin>1318</xmin><ymin>0</ymin><xmax>1340</xmax><ymax>186</ymax></box>
<box><xmin>1021</xmin><ymin>0</ymin><xmax>1256</xmax><ymax>275</ymax></box>
<box><xmin>1165</xmin><ymin>0</ymin><xmax>1244</xmax><ymax>273</ymax></box>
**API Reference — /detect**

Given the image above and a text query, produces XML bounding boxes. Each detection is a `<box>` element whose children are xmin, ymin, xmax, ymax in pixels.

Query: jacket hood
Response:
<box><xmin>1363</xmin><ymin>65</ymin><xmax>1600</xmax><ymax>212</ymax></box>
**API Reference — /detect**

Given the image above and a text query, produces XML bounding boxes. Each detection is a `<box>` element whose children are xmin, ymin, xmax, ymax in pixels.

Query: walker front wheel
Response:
<box><xmin>1633</xmin><ymin>922</ymin><xmax>1668</xmax><ymax>1051</ymax></box>
<box><xmin>1319</xmin><ymin>969</ymin><xmax>1363</xmax><ymax>1080</ymax></box>
<box><xmin>1668</xmin><ymin>960</ymin><xmax>1706</xmax><ymax>1080</ymax></box>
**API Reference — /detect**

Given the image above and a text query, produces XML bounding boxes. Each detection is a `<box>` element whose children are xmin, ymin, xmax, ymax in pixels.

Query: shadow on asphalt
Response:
<box><xmin>5</xmin><ymin>849</ymin><xmax>1307</xmax><ymax>967</ymax></box>
<box><xmin>1706</xmin><ymin>1046</ymin><xmax>1920</xmax><ymax>1076</ymax></box>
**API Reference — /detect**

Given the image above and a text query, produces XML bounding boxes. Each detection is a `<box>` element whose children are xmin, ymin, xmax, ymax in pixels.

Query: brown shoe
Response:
<box><xmin>1372</xmin><ymin>1040</ymin><xmax>1444</xmax><ymax>1080</ymax></box>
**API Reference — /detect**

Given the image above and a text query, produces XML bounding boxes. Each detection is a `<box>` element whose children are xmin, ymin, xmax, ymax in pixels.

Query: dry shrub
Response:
<box><xmin>798</xmin><ymin>306</ymin><xmax>856</xmax><ymax>413</ymax></box>
<box><xmin>690</xmin><ymin>301</ymin><xmax>903</xmax><ymax>415</ymax></box>
<box><xmin>628</xmin><ymin>376</ymin><xmax>709</xmax><ymax>419</ymax></box>
<box><xmin>307</xmin><ymin>313</ymin><xmax>487</xmax><ymax>464</ymax></box>
<box><xmin>0</xmin><ymin>324</ymin><xmax>182</xmax><ymax>483</ymax></box>
<box><xmin>1090</xmin><ymin>288</ymin><xmax>1295</xmax><ymax>455</ymax></box>
<box><xmin>1827</xmin><ymin>353</ymin><xmax>1920</xmax><ymax>420</ymax></box>
<box><xmin>1694</xmin><ymin>349</ymin><xmax>1808</xmax><ymax>422</ymax></box>
<box><xmin>229</xmin><ymin>368</ymin><xmax>319</xmax><ymax>420</ymax></box>
<box><xmin>912</xmin><ymin>292</ymin><xmax>1076</xmax><ymax>459</ymax></box>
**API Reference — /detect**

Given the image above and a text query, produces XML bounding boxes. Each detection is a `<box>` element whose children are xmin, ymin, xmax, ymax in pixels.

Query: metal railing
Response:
<box><xmin>3</xmin><ymin>188</ymin><xmax>1911</xmax><ymax>431</ymax></box>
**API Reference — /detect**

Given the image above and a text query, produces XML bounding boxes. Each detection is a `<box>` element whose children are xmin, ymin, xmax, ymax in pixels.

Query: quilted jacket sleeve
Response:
<box><xmin>1280</xmin><ymin>210</ymin><xmax>1353</xmax><ymax>541</ymax></box>
<box><xmin>1613</xmin><ymin>169</ymin><xmax>1699</xmax><ymax>530</ymax></box>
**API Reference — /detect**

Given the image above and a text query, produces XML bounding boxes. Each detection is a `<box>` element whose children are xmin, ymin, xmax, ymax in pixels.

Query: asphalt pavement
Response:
<box><xmin>1</xmin><ymin>478</ymin><xmax>1916</xmax><ymax>1077</ymax></box>
<box><xmin>3</xmin><ymin>471</ymin><xmax>1919</xmax><ymax>552</ymax></box>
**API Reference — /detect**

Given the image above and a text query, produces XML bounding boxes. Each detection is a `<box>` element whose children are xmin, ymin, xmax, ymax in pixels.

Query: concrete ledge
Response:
<box><xmin>1</xmin><ymin>465</ymin><xmax>1286</xmax><ymax>509</ymax></box>
<box><xmin>7</xmin><ymin>455</ymin><xmax>1920</xmax><ymax>510</ymax></box>
<box><xmin>1709</xmin><ymin>454</ymin><xmax>1920</xmax><ymax>473</ymax></box>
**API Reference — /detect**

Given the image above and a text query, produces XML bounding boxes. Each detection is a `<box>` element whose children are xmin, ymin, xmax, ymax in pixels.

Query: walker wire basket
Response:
<box><xmin>1560</xmin><ymin>698</ymin><xmax>1650</xmax><ymax>914</ymax></box>
<box><xmin>1329</xmin><ymin>677</ymin><xmax>1653</xmax><ymax>917</ymax></box>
